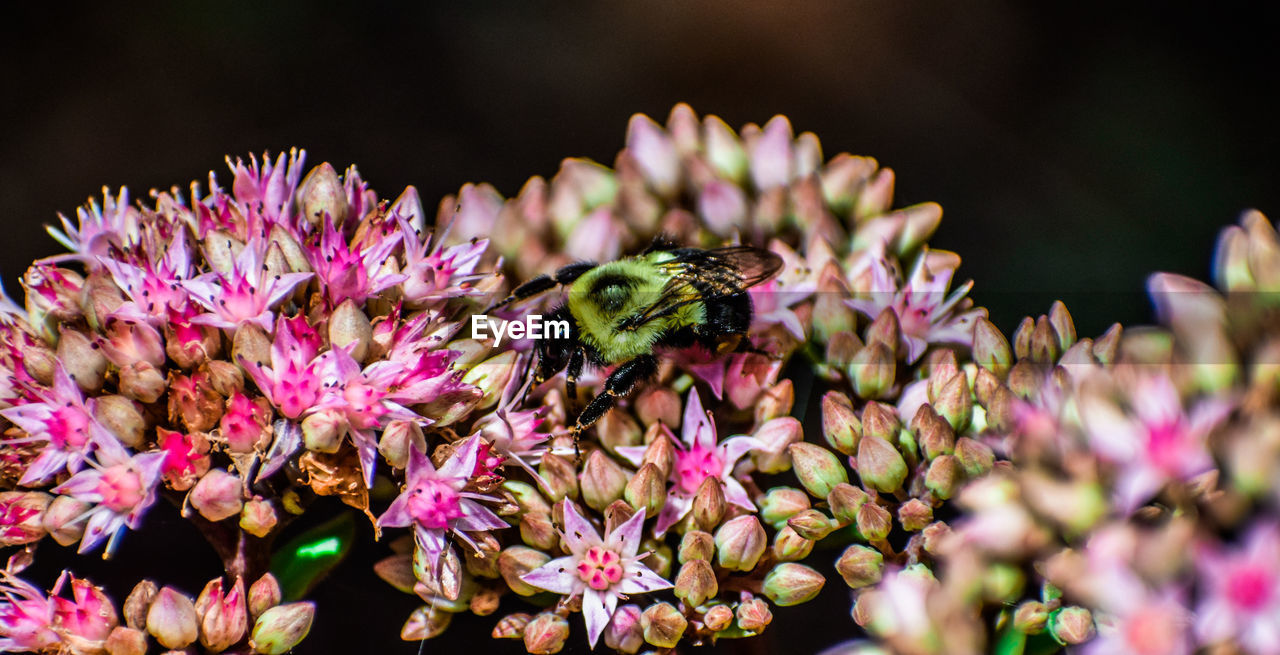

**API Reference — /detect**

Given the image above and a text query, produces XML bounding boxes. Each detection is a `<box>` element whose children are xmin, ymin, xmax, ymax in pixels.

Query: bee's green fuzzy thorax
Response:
<box><xmin>567</xmin><ymin>255</ymin><xmax>704</xmax><ymax>364</ymax></box>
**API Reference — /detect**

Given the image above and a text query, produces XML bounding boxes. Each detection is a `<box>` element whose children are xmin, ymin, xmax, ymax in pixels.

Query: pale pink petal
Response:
<box><xmin>653</xmin><ymin>497</ymin><xmax>691</xmax><ymax>537</ymax></box>
<box><xmin>722</xmin><ymin>478</ymin><xmax>756</xmax><ymax>511</ymax></box>
<box><xmin>611</xmin><ymin>508</ymin><xmax>647</xmax><ymax>559</ymax></box>
<box><xmin>521</xmin><ymin>556</ymin><xmax>580</xmax><ymax>595</ymax></box>
<box><xmin>583</xmin><ymin>588</ymin><xmax>612</xmax><ymax>649</ymax></box>
<box><xmin>437</xmin><ymin>435</ymin><xmax>480</xmax><ymax>479</ymax></box>
<box><xmin>617</xmin><ymin>563</ymin><xmax>673</xmax><ymax>595</ymax></box>
<box><xmin>561</xmin><ymin>501</ymin><xmax>602</xmax><ymax>553</ymax></box>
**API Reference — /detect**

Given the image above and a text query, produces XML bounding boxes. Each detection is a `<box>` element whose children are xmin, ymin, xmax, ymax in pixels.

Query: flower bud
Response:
<box><xmin>118</xmin><ymin>362</ymin><xmax>167</xmax><ymax>404</ymax></box>
<box><xmin>221</xmin><ymin>392</ymin><xmax>272</xmax><ymax>453</ymax></box>
<box><xmin>229</xmin><ymin>324</ymin><xmax>271</xmax><ymax>371</ymax></box>
<box><xmin>298</xmin><ymin>163</ymin><xmax>348</xmax><ymax>227</ymax></box>
<box><xmin>1093</xmin><ymin>323</ymin><xmax>1122</xmax><ymax>365</ymax></box>
<box><xmin>923</xmin><ymin>454</ymin><xmax>962</xmax><ymax>500</ymax></box>
<box><xmin>240</xmin><ymin>499</ymin><xmax>278</xmax><ymax>538</ymax></box>
<box><xmin>378</xmin><ymin>420</ymin><xmax>426</xmax><ymax>470</ymax></box>
<box><xmin>635</xmin><ymin>387</ymin><xmax>681</xmax><ymax>428</ymax></box>
<box><xmin>787</xmin><ymin>509</ymin><xmax>836</xmax><ymax>541</ymax></box>
<box><xmin>691</xmin><ymin>477</ymin><xmax>727</xmax><ymax>531</ymax></box>
<box><xmin>678</xmin><ymin>530</ymin><xmax>715</xmax><ymax>564</ymax></box>
<box><xmin>400</xmin><ymin>605</ymin><xmax>451</xmax><ymax>641</ymax></box>
<box><xmin>198</xmin><ymin>577</ymin><xmax>247</xmax><ymax>652</ymax></box>
<box><xmin>597</xmin><ymin>410</ymin><xmax>642</xmax><ymax>453</ymax></box>
<box><xmin>205</xmin><ymin>360</ymin><xmax>245</xmax><ymax>397</ymax></box>
<box><xmin>856</xmin><ymin>502</ymin><xmax>892</xmax><ymax>542</ymax></box>
<box><xmin>0</xmin><ymin>491</ymin><xmax>51</xmax><ymax>546</ymax></box>
<box><xmin>43</xmin><ymin>495</ymin><xmax>91</xmax><ymax>546</ymax></box>
<box><xmin>921</xmin><ymin>521</ymin><xmax>952</xmax><ymax>555</ymax></box>
<box><xmin>81</xmin><ymin>272</ymin><xmax>124</xmax><ymax>331</ymax></box>
<box><xmin>581</xmin><ymin>450</ymin><xmax>628</xmax><ymax>512</ymax></box>
<box><xmin>299</xmin><ymin>409</ymin><xmax>344</xmax><ymax>454</ymax></box>
<box><xmin>789</xmin><ymin>442</ymin><xmax>849</xmax><ymax>498</ymax></box>
<box><xmin>623</xmin><ymin>463</ymin><xmax>666</xmax><ymax>518</ymax></box>
<box><xmin>973</xmin><ymin>317</ymin><xmax>1013</xmax><ymax>379</ymax></box>
<box><xmin>827</xmin><ymin>483</ymin><xmax>868</xmax><ymax>526</ymax></box>
<box><xmin>604</xmin><ymin>604</ymin><xmax>643</xmax><ymax>654</ymax></box>
<box><xmin>492</xmin><ymin>612</ymin><xmax>531</xmax><ymax>640</ymax></box>
<box><xmin>835</xmin><ymin>545</ymin><xmax>883</xmax><ymax>589</ymax></box>
<box><xmin>327</xmin><ymin>299</ymin><xmax>372</xmax><ymax>362</ymax></box>
<box><xmin>640</xmin><ymin>602</ymin><xmax>686</xmax><ymax>649</ymax></box>
<box><xmin>639</xmin><ymin>424</ymin><xmax>676</xmax><ymax>478</ymax></box>
<box><xmin>934</xmin><ymin>372</ymin><xmax>973</xmax><ymax>432</ymax></box>
<box><xmin>168</xmin><ymin>370</ymin><xmax>223</xmax><ymax>432</ymax></box>
<box><xmin>735</xmin><ymin>597</ymin><xmax>772</xmax><ymax>632</ymax></box>
<box><xmin>703</xmin><ymin>604</ymin><xmax>734</xmax><ymax>632</ymax></box>
<box><xmin>522</xmin><ymin>612</ymin><xmax>569</xmax><ymax>655</ymax></box>
<box><xmin>860</xmin><ymin>396</ymin><xmax>901</xmax><ymax>442</ymax></box>
<box><xmin>500</xmin><ymin>546</ymin><xmax>551</xmax><ymax>597</ymax></box>
<box><xmin>250</xmin><ymin>602</ymin><xmax>314</xmax><ymax>655</ymax></box>
<box><xmin>763</xmin><ymin>563</ymin><xmax>825</xmax><ymax>606</ymax></box>
<box><xmin>824</xmin><ymin>331</ymin><xmax>862</xmax><ymax>372</ymax></box>
<box><xmin>813</xmin><ymin>291</ymin><xmax>856</xmax><ymax>347</ymax></box>
<box><xmin>1013</xmin><ymin>600</ymin><xmax>1048</xmax><ymax>634</ymax></box>
<box><xmin>855</xmin><ymin>433</ymin><xmax>906</xmax><ymax>493</ymax></box>
<box><xmin>674</xmin><ymin>559</ymin><xmax>718</xmax><ymax>607</ymax></box>
<box><xmin>18</xmin><ymin>336</ymin><xmax>56</xmax><ymax>385</ymax></box>
<box><xmin>754</xmin><ymin>379</ymin><xmax>795</xmax><ymax>424</ymax></box>
<box><xmin>248</xmin><ymin>574</ymin><xmax>282</xmax><ymax>619</ymax></box>
<box><xmin>760</xmin><ymin>487</ymin><xmax>810</xmax><ymax>528</ymax></box>
<box><xmin>147</xmin><ymin>587</ymin><xmax>199</xmax><ymax>649</ymax></box>
<box><xmin>772</xmin><ymin>526</ymin><xmax>814</xmax><ymax>562</ymax></box>
<box><xmin>821</xmin><ymin>392</ymin><xmax>861</xmax><ymax>457</ymax></box>
<box><xmin>538</xmin><ymin>453</ymin><xmax>578</xmax><ymax>502</ymax></box>
<box><xmin>849</xmin><ymin>342</ymin><xmax>895</xmax><ymax>400</ymax></box>
<box><xmin>190</xmin><ymin>469</ymin><xmax>244</xmax><ymax>522</ymax></box>
<box><xmin>1049</xmin><ymin>606</ymin><xmax>1094</xmax><ymax>645</ymax></box>
<box><xmin>898</xmin><ymin>499</ymin><xmax>932</xmax><ymax>532</ymax></box>
<box><xmin>105</xmin><ymin>626</ymin><xmax>148</xmax><ymax>655</ymax></box>
<box><xmin>715</xmin><ymin>515</ymin><xmax>767</xmax><ymax>571</ymax></box>
<box><xmin>519</xmin><ymin>513</ymin><xmax>558</xmax><ymax>551</ymax></box>
<box><xmin>863</xmin><ymin>308</ymin><xmax>900</xmax><ymax>358</ymax></box>
<box><xmin>123</xmin><ymin>580</ymin><xmax>157</xmax><ymax>631</ymax></box>
<box><xmin>753</xmin><ymin>417</ymin><xmax>803</xmax><ymax>474</ymax></box>
<box><xmin>58</xmin><ymin>328</ymin><xmax>108</xmax><ymax>393</ymax></box>
<box><xmin>463</xmin><ymin>351</ymin><xmax>518</xmax><ymax>410</ymax></box>
<box><xmin>954</xmin><ymin>438</ymin><xmax>994</xmax><ymax>478</ymax></box>
<box><xmin>1030</xmin><ymin>315</ymin><xmax>1061</xmax><ymax>364</ymax></box>
<box><xmin>910</xmin><ymin>404</ymin><xmax>954</xmax><ymax>461</ymax></box>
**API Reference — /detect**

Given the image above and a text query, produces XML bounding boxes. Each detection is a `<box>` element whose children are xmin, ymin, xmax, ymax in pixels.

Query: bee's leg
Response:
<box><xmin>565</xmin><ymin>347</ymin><xmax>584</xmax><ymax>411</ymax></box>
<box><xmin>484</xmin><ymin>261</ymin><xmax>597</xmax><ymax>312</ymax></box>
<box><xmin>571</xmin><ymin>354</ymin><xmax>658</xmax><ymax>461</ymax></box>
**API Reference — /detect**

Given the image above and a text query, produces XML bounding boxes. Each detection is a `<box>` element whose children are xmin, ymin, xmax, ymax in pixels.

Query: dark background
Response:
<box><xmin>2</xmin><ymin>2</ymin><xmax>1279</xmax><ymax>653</ymax></box>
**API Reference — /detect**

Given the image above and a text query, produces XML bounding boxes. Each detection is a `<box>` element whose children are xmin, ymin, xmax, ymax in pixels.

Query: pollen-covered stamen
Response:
<box><xmin>576</xmin><ymin>546</ymin><xmax>625</xmax><ymax>591</ymax></box>
<box><xmin>405</xmin><ymin>479</ymin><xmax>464</xmax><ymax>530</ymax></box>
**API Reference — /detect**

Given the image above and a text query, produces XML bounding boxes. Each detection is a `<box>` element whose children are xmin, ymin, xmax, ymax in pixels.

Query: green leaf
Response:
<box><xmin>270</xmin><ymin>513</ymin><xmax>356</xmax><ymax>601</ymax></box>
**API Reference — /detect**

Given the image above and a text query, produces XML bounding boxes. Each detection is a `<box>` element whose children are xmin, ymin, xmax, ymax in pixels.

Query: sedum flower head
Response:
<box><xmin>520</xmin><ymin>501</ymin><xmax>672</xmax><ymax>648</ymax></box>
<box><xmin>377</xmin><ymin>436</ymin><xmax>507</xmax><ymax>561</ymax></box>
<box><xmin>617</xmin><ymin>388</ymin><xmax>760</xmax><ymax>535</ymax></box>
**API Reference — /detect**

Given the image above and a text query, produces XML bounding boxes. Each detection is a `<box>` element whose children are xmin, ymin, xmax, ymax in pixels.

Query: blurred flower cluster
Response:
<box><xmin>0</xmin><ymin>105</ymin><xmax>1276</xmax><ymax>654</ymax></box>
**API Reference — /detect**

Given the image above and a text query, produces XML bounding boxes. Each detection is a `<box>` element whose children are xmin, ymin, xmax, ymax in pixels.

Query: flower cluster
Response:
<box><xmin>3</xmin><ymin>105</ymin><xmax>1279</xmax><ymax>655</ymax></box>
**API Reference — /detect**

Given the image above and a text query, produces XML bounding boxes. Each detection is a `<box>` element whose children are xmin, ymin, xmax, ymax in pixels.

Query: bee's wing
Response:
<box><xmin>703</xmin><ymin>246</ymin><xmax>784</xmax><ymax>289</ymax></box>
<box><xmin>623</xmin><ymin>247</ymin><xmax>782</xmax><ymax>328</ymax></box>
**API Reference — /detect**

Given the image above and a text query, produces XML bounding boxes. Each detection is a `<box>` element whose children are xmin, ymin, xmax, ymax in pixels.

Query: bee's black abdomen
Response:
<box><xmin>702</xmin><ymin>291</ymin><xmax>753</xmax><ymax>335</ymax></box>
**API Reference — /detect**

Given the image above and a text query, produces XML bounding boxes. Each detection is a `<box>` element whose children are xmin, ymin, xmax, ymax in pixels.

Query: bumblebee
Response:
<box><xmin>486</xmin><ymin>238</ymin><xmax>783</xmax><ymax>446</ymax></box>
